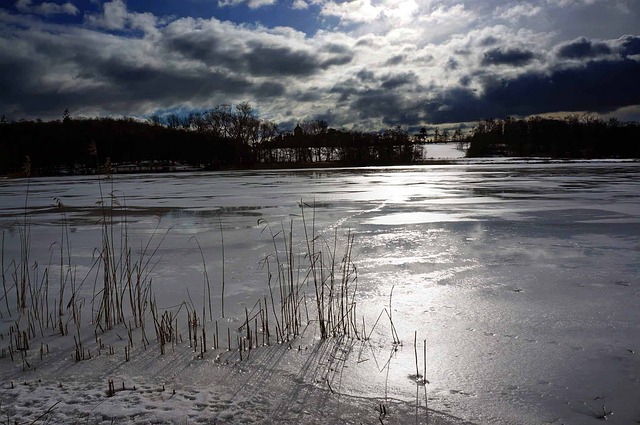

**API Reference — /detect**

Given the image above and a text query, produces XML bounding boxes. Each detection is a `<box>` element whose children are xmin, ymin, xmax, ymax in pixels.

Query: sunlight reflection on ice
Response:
<box><xmin>365</xmin><ymin>211</ymin><xmax>474</xmax><ymax>225</ymax></box>
<box><xmin>1</xmin><ymin>162</ymin><xmax>638</xmax><ymax>425</ymax></box>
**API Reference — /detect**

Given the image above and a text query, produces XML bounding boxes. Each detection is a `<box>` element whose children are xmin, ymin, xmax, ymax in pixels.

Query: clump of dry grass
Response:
<box><xmin>2</xmin><ymin>191</ymin><xmax>414</xmax><ymax>423</ymax></box>
<box><xmin>258</xmin><ymin>201</ymin><xmax>360</xmax><ymax>343</ymax></box>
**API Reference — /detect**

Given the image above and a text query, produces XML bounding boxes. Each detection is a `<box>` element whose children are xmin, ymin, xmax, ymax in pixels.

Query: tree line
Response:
<box><xmin>0</xmin><ymin>103</ymin><xmax>425</xmax><ymax>176</ymax></box>
<box><xmin>466</xmin><ymin>115</ymin><xmax>640</xmax><ymax>158</ymax></box>
<box><xmin>2</xmin><ymin>105</ymin><xmax>639</xmax><ymax>176</ymax></box>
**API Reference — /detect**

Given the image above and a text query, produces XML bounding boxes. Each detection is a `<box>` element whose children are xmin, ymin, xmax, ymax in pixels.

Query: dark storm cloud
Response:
<box><xmin>556</xmin><ymin>37</ymin><xmax>611</xmax><ymax>59</ymax></box>
<box><xmin>166</xmin><ymin>32</ymin><xmax>225</xmax><ymax>65</ymax></box>
<box><xmin>317</xmin><ymin>41</ymin><xmax>355</xmax><ymax>68</ymax></box>
<box><xmin>353</xmin><ymin>89</ymin><xmax>417</xmax><ymax>126</ymax></box>
<box><xmin>0</xmin><ymin>39</ymin><xmax>93</xmax><ymax>116</ymax></box>
<box><xmin>99</xmin><ymin>57</ymin><xmax>250</xmax><ymax>99</ymax></box>
<box><xmin>356</xmin><ymin>69</ymin><xmax>375</xmax><ymax>82</ymax></box>
<box><xmin>166</xmin><ymin>32</ymin><xmax>351</xmax><ymax>77</ymax></box>
<box><xmin>481</xmin><ymin>48</ymin><xmax>535</xmax><ymax>66</ymax></box>
<box><xmin>245</xmin><ymin>39</ymin><xmax>352</xmax><ymax>75</ymax></box>
<box><xmin>330</xmin><ymin>79</ymin><xmax>361</xmax><ymax>103</ymax></box>
<box><xmin>0</xmin><ymin>28</ymin><xmax>285</xmax><ymax>117</ymax></box>
<box><xmin>320</xmin><ymin>53</ymin><xmax>353</xmax><ymax>68</ymax></box>
<box><xmin>618</xmin><ymin>35</ymin><xmax>640</xmax><ymax>56</ymax></box>
<box><xmin>323</xmin><ymin>42</ymin><xmax>351</xmax><ymax>54</ymax></box>
<box><xmin>0</xmin><ymin>10</ymin><xmax>357</xmax><ymax>119</ymax></box>
<box><xmin>482</xmin><ymin>58</ymin><xmax>640</xmax><ymax>115</ymax></box>
<box><xmin>384</xmin><ymin>54</ymin><xmax>405</xmax><ymax>66</ymax></box>
<box><xmin>418</xmin><ymin>87</ymin><xmax>489</xmax><ymax>124</ymax></box>
<box><xmin>479</xmin><ymin>36</ymin><xmax>498</xmax><ymax>47</ymax></box>
<box><xmin>255</xmin><ymin>80</ymin><xmax>286</xmax><ymax>97</ymax></box>
<box><xmin>446</xmin><ymin>58</ymin><xmax>458</xmax><ymax>71</ymax></box>
<box><xmin>244</xmin><ymin>44</ymin><xmax>320</xmax><ymax>76</ymax></box>
<box><xmin>289</xmin><ymin>89</ymin><xmax>322</xmax><ymax>102</ymax></box>
<box><xmin>423</xmin><ymin>57</ymin><xmax>640</xmax><ymax>124</ymax></box>
<box><xmin>459</xmin><ymin>75</ymin><xmax>472</xmax><ymax>87</ymax></box>
<box><xmin>0</xmin><ymin>54</ymin><xmax>38</xmax><ymax>100</ymax></box>
<box><xmin>379</xmin><ymin>72</ymin><xmax>417</xmax><ymax>90</ymax></box>
<box><xmin>333</xmin><ymin>71</ymin><xmax>418</xmax><ymax>100</ymax></box>
<box><xmin>322</xmin><ymin>32</ymin><xmax>640</xmax><ymax>126</ymax></box>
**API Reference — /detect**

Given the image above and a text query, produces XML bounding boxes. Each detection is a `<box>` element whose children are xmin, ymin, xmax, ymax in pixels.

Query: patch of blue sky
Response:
<box><xmin>128</xmin><ymin>1</ymin><xmax>332</xmax><ymax>35</ymax></box>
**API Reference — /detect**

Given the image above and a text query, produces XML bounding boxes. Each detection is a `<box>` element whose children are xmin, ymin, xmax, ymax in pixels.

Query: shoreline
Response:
<box><xmin>2</xmin><ymin>157</ymin><xmax>638</xmax><ymax>179</ymax></box>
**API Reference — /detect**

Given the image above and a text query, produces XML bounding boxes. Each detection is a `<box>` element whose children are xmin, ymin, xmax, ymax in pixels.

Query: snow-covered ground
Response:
<box><xmin>422</xmin><ymin>142</ymin><xmax>467</xmax><ymax>159</ymax></box>
<box><xmin>0</xmin><ymin>159</ymin><xmax>638</xmax><ymax>424</ymax></box>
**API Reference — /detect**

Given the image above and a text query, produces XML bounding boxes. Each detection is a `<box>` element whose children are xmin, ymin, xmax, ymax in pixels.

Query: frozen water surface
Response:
<box><xmin>0</xmin><ymin>160</ymin><xmax>638</xmax><ymax>424</ymax></box>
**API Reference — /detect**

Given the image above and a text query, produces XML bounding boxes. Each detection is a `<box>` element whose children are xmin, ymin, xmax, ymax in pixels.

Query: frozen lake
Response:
<box><xmin>1</xmin><ymin>160</ymin><xmax>639</xmax><ymax>424</ymax></box>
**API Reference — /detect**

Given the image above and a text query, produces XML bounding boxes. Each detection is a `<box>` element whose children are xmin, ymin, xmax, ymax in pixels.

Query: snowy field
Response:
<box><xmin>0</xmin><ymin>157</ymin><xmax>638</xmax><ymax>424</ymax></box>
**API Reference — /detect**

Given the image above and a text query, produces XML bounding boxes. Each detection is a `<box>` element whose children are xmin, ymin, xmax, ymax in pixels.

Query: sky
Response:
<box><xmin>1</xmin><ymin>0</ymin><xmax>639</xmax><ymax>130</ymax></box>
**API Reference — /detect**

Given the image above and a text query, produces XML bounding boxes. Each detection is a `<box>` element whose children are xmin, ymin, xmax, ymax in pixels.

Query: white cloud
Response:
<box><xmin>420</xmin><ymin>4</ymin><xmax>473</xmax><ymax>25</ymax></box>
<box><xmin>99</xmin><ymin>0</ymin><xmax>127</xmax><ymax>29</ymax></box>
<box><xmin>321</xmin><ymin>0</ymin><xmax>382</xmax><ymax>23</ymax></box>
<box><xmin>546</xmin><ymin>0</ymin><xmax>600</xmax><ymax>7</ymax></box>
<box><xmin>383</xmin><ymin>0</ymin><xmax>419</xmax><ymax>23</ymax></box>
<box><xmin>497</xmin><ymin>3</ymin><xmax>542</xmax><ymax>21</ymax></box>
<box><xmin>15</xmin><ymin>0</ymin><xmax>79</xmax><ymax>16</ymax></box>
<box><xmin>84</xmin><ymin>0</ymin><xmax>158</xmax><ymax>34</ymax></box>
<box><xmin>413</xmin><ymin>4</ymin><xmax>476</xmax><ymax>44</ymax></box>
<box><xmin>217</xmin><ymin>0</ymin><xmax>277</xmax><ymax>9</ymax></box>
<box><xmin>320</xmin><ymin>0</ymin><xmax>428</xmax><ymax>24</ymax></box>
<box><xmin>291</xmin><ymin>0</ymin><xmax>309</xmax><ymax>10</ymax></box>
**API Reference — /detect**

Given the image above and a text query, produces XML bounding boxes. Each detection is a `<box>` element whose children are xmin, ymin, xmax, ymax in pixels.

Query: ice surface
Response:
<box><xmin>0</xmin><ymin>159</ymin><xmax>638</xmax><ymax>424</ymax></box>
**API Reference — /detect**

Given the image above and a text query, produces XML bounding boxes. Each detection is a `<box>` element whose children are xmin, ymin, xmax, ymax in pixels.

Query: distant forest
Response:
<box><xmin>1</xmin><ymin>104</ymin><xmax>428</xmax><ymax>176</ymax></box>
<box><xmin>1</xmin><ymin>104</ymin><xmax>638</xmax><ymax>176</ymax></box>
<box><xmin>467</xmin><ymin>115</ymin><xmax>640</xmax><ymax>158</ymax></box>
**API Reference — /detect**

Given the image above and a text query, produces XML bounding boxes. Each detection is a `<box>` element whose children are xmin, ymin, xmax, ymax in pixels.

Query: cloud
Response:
<box><xmin>351</xmin><ymin>88</ymin><xmax>417</xmax><ymax>126</ymax></box>
<box><xmin>244</xmin><ymin>44</ymin><xmax>324</xmax><ymax>76</ymax></box>
<box><xmin>415</xmin><ymin>4</ymin><xmax>477</xmax><ymax>44</ymax></box>
<box><xmin>85</xmin><ymin>0</ymin><xmax>126</xmax><ymax>29</ymax></box>
<box><xmin>481</xmin><ymin>48</ymin><xmax>536</xmax><ymax>66</ymax></box>
<box><xmin>321</xmin><ymin>0</ymin><xmax>382</xmax><ymax>24</ymax></box>
<box><xmin>483</xmin><ymin>58</ymin><xmax>640</xmax><ymax>115</ymax></box>
<box><xmin>1</xmin><ymin>0</ymin><xmax>639</xmax><ymax>129</ymax></box>
<box><xmin>556</xmin><ymin>36</ymin><xmax>612</xmax><ymax>58</ymax></box>
<box><xmin>291</xmin><ymin>0</ymin><xmax>308</xmax><ymax>10</ymax></box>
<box><xmin>0</xmin><ymin>6</ymin><xmax>354</xmax><ymax>121</ymax></box>
<box><xmin>217</xmin><ymin>0</ymin><xmax>277</xmax><ymax>9</ymax></box>
<box><xmin>379</xmin><ymin>71</ymin><xmax>418</xmax><ymax>90</ymax></box>
<box><xmin>423</xmin><ymin>56</ymin><xmax>640</xmax><ymax>123</ymax></box>
<box><xmin>479</xmin><ymin>36</ymin><xmax>499</xmax><ymax>47</ymax></box>
<box><xmin>0</xmin><ymin>12</ymin><xmax>286</xmax><ymax>118</ymax></box>
<box><xmin>496</xmin><ymin>3</ymin><xmax>542</xmax><ymax>21</ymax></box>
<box><xmin>384</xmin><ymin>54</ymin><xmax>405</xmax><ymax>66</ymax></box>
<box><xmin>84</xmin><ymin>0</ymin><xmax>157</xmax><ymax>33</ymax></box>
<box><xmin>546</xmin><ymin>0</ymin><xmax>600</xmax><ymax>7</ymax></box>
<box><xmin>320</xmin><ymin>31</ymin><xmax>640</xmax><ymax>125</ymax></box>
<box><xmin>421</xmin><ymin>3</ymin><xmax>473</xmax><ymax>24</ymax></box>
<box><xmin>618</xmin><ymin>35</ymin><xmax>640</xmax><ymax>56</ymax></box>
<box><xmin>15</xmin><ymin>0</ymin><xmax>79</xmax><ymax>16</ymax></box>
<box><xmin>163</xmin><ymin>19</ymin><xmax>352</xmax><ymax>78</ymax></box>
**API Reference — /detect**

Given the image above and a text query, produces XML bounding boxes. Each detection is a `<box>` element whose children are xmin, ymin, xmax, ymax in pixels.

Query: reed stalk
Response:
<box><xmin>190</xmin><ymin>236</ymin><xmax>213</xmax><ymax>322</ymax></box>
<box><xmin>1</xmin><ymin>231</ymin><xmax>10</xmax><ymax>317</ymax></box>
<box><xmin>218</xmin><ymin>212</ymin><xmax>226</xmax><ymax>318</ymax></box>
